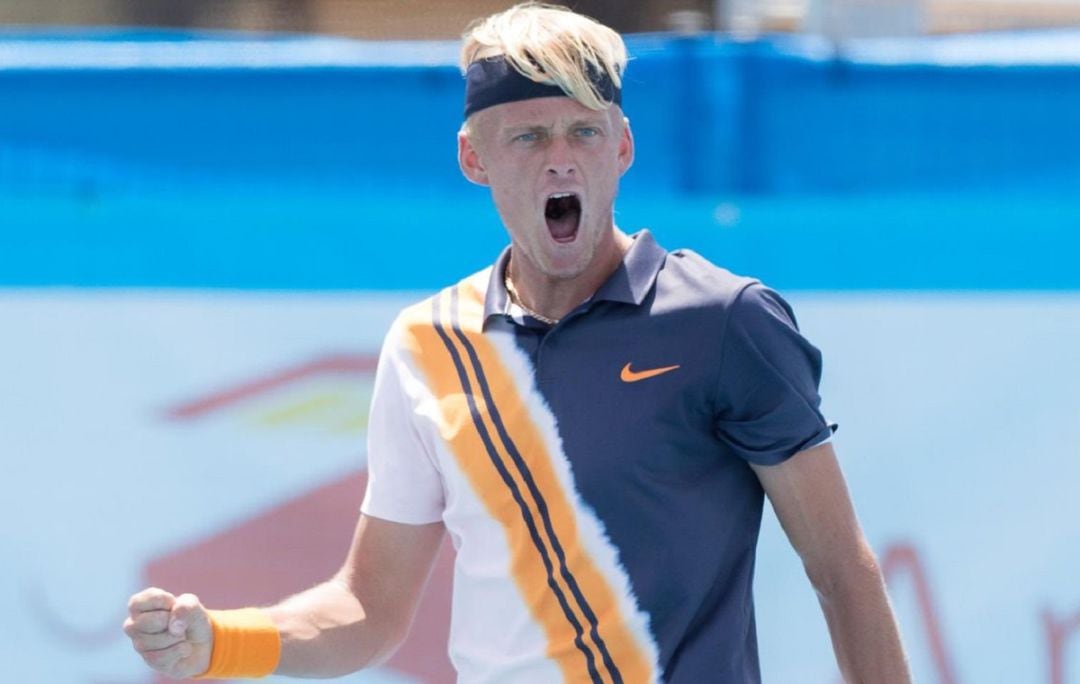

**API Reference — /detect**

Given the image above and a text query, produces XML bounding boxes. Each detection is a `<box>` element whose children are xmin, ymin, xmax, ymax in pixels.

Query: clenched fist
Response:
<box><xmin>124</xmin><ymin>588</ymin><xmax>213</xmax><ymax>679</ymax></box>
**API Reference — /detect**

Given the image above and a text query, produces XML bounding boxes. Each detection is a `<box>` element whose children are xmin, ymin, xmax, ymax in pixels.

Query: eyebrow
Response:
<box><xmin>568</xmin><ymin>118</ymin><xmax>608</xmax><ymax>129</ymax></box>
<box><xmin>503</xmin><ymin>118</ymin><xmax>608</xmax><ymax>135</ymax></box>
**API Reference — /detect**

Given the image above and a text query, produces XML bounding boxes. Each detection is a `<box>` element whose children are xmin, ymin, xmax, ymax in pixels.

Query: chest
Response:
<box><xmin>503</xmin><ymin>310</ymin><xmax>727</xmax><ymax>487</ymax></box>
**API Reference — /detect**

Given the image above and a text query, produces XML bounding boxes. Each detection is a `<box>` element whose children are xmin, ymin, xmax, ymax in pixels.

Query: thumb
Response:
<box><xmin>169</xmin><ymin>593</ymin><xmax>212</xmax><ymax>643</ymax></box>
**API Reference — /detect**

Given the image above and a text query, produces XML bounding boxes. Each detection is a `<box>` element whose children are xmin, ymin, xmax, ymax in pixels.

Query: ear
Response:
<box><xmin>617</xmin><ymin>116</ymin><xmax>635</xmax><ymax>176</ymax></box>
<box><xmin>458</xmin><ymin>130</ymin><xmax>490</xmax><ymax>186</ymax></box>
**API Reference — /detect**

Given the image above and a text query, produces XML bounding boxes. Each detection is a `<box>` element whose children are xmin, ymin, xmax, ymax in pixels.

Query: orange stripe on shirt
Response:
<box><xmin>401</xmin><ymin>277</ymin><xmax>656</xmax><ymax>684</ymax></box>
<box><xmin>398</xmin><ymin>291</ymin><xmax>601</xmax><ymax>683</ymax></box>
<box><xmin>445</xmin><ymin>284</ymin><xmax>612</xmax><ymax>682</ymax></box>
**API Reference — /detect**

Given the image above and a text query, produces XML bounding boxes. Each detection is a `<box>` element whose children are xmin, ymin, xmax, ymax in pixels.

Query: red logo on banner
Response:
<box><xmin>155</xmin><ymin>353</ymin><xmax>456</xmax><ymax>684</ymax></box>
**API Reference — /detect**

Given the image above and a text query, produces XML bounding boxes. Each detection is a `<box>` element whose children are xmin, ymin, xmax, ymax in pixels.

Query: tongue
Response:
<box><xmin>547</xmin><ymin>209</ymin><xmax>579</xmax><ymax>242</ymax></box>
<box><xmin>545</xmin><ymin>196</ymin><xmax>581</xmax><ymax>242</ymax></box>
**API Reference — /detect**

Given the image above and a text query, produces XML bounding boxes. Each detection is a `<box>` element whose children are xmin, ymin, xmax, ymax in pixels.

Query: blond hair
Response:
<box><xmin>460</xmin><ymin>2</ymin><xmax>627</xmax><ymax>113</ymax></box>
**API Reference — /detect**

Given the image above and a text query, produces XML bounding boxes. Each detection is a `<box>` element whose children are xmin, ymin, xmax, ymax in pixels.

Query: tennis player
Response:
<box><xmin>124</xmin><ymin>3</ymin><xmax>911</xmax><ymax>682</ymax></box>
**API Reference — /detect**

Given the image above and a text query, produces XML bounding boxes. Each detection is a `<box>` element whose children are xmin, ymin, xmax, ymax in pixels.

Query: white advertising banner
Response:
<box><xmin>1</xmin><ymin>290</ymin><xmax>1077</xmax><ymax>683</ymax></box>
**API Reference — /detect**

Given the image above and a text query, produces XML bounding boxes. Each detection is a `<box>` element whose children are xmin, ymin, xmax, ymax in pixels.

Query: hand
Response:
<box><xmin>124</xmin><ymin>588</ymin><xmax>213</xmax><ymax>679</ymax></box>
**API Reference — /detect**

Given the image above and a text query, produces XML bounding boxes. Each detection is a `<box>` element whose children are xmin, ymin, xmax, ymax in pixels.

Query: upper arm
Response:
<box><xmin>713</xmin><ymin>282</ymin><xmax>856</xmax><ymax>572</ymax></box>
<box><xmin>335</xmin><ymin>513</ymin><xmax>445</xmax><ymax>641</ymax></box>
<box><xmin>362</xmin><ymin>324</ymin><xmax>446</xmax><ymax>525</ymax></box>
<box><xmin>339</xmin><ymin>323</ymin><xmax>447</xmax><ymax>643</ymax></box>
<box><xmin>751</xmin><ymin>442</ymin><xmax>875</xmax><ymax>586</ymax></box>
<box><xmin>714</xmin><ymin>283</ymin><xmax>835</xmax><ymax>466</ymax></box>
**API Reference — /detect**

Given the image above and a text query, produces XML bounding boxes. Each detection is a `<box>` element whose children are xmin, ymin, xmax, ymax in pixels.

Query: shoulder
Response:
<box><xmin>654</xmin><ymin>247</ymin><xmax>764</xmax><ymax>316</ymax></box>
<box><xmin>390</xmin><ymin>265</ymin><xmax>494</xmax><ymax>345</ymax></box>
<box><xmin>651</xmin><ymin>249</ymin><xmax>808</xmax><ymax>355</ymax></box>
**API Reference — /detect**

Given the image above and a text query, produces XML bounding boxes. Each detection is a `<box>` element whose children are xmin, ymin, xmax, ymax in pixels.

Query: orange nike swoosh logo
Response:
<box><xmin>620</xmin><ymin>363</ymin><xmax>681</xmax><ymax>383</ymax></box>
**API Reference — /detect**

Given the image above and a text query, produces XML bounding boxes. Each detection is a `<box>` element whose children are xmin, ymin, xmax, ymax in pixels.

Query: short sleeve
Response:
<box><xmin>714</xmin><ymin>283</ymin><xmax>837</xmax><ymax>466</ymax></box>
<box><xmin>360</xmin><ymin>324</ymin><xmax>446</xmax><ymax>524</ymax></box>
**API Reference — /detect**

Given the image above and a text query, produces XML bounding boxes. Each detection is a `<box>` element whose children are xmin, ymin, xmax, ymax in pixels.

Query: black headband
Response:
<box><xmin>463</xmin><ymin>55</ymin><xmax>621</xmax><ymax>119</ymax></box>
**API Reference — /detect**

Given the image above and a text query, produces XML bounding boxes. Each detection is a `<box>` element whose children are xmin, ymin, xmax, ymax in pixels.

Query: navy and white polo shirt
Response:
<box><xmin>361</xmin><ymin>230</ymin><xmax>835</xmax><ymax>683</ymax></box>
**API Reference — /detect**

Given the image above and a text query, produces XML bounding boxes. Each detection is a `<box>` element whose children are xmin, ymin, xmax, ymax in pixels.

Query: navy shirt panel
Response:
<box><xmin>484</xmin><ymin>231</ymin><xmax>833</xmax><ymax>683</ymax></box>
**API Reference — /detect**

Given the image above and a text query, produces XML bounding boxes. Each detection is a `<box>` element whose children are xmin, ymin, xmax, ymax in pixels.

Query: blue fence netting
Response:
<box><xmin>1</xmin><ymin>28</ymin><xmax>1078</xmax><ymax>290</ymax></box>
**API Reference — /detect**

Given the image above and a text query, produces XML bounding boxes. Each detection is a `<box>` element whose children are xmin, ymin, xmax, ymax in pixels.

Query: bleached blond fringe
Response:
<box><xmin>461</xmin><ymin>2</ymin><xmax>627</xmax><ymax>113</ymax></box>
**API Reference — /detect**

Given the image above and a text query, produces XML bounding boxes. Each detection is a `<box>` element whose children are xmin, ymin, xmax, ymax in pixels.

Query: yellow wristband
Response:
<box><xmin>195</xmin><ymin>608</ymin><xmax>281</xmax><ymax>680</ymax></box>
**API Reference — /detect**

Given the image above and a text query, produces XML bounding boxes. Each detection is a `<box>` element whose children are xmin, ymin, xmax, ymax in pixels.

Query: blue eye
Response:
<box><xmin>514</xmin><ymin>132</ymin><xmax>542</xmax><ymax>143</ymax></box>
<box><xmin>576</xmin><ymin>127</ymin><xmax>600</xmax><ymax>137</ymax></box>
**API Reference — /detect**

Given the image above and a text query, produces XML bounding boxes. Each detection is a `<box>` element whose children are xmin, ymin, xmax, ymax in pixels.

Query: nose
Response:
<box><xmin>545</xmin><ymin>136</ymin><xmax>576</xmax><ymax>177</ymax></box>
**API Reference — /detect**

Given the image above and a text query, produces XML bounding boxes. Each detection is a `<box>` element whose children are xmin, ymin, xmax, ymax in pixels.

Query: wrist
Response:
<box><xmin>194</xmin><ymin>608</ymin><xmax>281</xmax><ymax>680</ymax></box>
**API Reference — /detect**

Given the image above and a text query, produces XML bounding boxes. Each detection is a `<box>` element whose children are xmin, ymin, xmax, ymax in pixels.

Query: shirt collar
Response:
<box><xmin>482</xmin><ymin>229</ymin><xmax>667</xmax><ymax>323</ymax></box>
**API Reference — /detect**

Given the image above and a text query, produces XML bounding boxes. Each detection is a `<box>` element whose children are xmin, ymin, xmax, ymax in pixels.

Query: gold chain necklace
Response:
<box><xmin>504</xmin><ymin>264</ymin><xmax>559</xmax><ymax>325</ymax></box>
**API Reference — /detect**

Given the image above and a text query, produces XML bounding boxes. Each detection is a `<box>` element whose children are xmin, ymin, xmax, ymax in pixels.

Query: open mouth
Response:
<box><xmin>545</xmin><ymin>192</ymin><xmax>581</xmax><ymax>243</ymax></box>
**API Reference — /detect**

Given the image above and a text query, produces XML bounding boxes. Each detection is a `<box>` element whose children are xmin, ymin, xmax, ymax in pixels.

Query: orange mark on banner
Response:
<box><xmin>400</xmin><ymin>280</ymin><xmax>654</xmax><ymax>683</ymax></box>
<box><xmin>251</xmin><ymin>385</ymin><xmax>372</xmax><ymax>434</ymax></box>
<box><xmin>166</xmin><ymin>354</ymin><xmax>377</xmax><ymax>420</ymax></box>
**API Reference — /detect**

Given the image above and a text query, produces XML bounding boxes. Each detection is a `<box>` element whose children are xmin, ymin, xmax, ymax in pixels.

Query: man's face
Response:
<box><xmin>458</xmin><ymin>96</ymin><xmax>634</xmax><ymax>280</ymax></box>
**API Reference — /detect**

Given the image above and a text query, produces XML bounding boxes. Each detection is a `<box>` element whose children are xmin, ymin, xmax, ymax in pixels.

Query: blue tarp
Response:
<box><xmin>1</xmin><ymin>28</ymin><xmax>1078</xmax><ymax>289</ymax></box>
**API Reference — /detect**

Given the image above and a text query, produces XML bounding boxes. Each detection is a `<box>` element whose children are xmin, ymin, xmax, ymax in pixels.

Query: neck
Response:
<box><xmin>507</xmin><ymin>229</ymin><xmax>632</xmax><ymax>322</ymax></box>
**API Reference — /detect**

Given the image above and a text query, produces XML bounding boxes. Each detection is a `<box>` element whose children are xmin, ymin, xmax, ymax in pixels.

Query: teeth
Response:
<box><xmin>548</xmin><ymin>192</ymin><xmax>575</xmax><ymax>199</ymax></box>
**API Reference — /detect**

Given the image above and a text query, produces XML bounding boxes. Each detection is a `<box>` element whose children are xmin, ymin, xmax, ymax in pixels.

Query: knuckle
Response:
<box><xmin>149</xmin><ymin>633</ymin><xmax>179</xmax><ymax>651</ymax></box>
<box><xmin>127</xmin><ymin>592</ymin><xmax>144</xmax><ymax>612</ymax></box>
<box><xmin>175</xmin><ymin>592</ymin><xmax>200</xmax><ymax>608</ymax></box>
<box><xmin>148</xmin><ymin>612</ymin><xmax>169</xmax><ymax>632</ymax></box>
<box><xmin>126</xmin><ymin>612</ymin><xmax>163</xmax><ymax>637</ymax></box>
<box><xmin>145</xmin><ymin>645</ymin><xmax>179</xmax><ymax>668</ymax></box>
<box><xmin>129</xmin><ymin>586</ymin><xmax>169</xmax><ymax>612</ymax></box>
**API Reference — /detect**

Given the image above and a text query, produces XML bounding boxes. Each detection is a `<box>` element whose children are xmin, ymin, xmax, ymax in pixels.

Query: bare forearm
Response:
<box><xmin>813</xmin><ymin>554</ymin><xmax>911</xmax><ymax>684</ymax></box>
<box><xmin>266</xmin><ymin>576</ymin><xmax>403</xmax><ymax>678</ymax></box>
